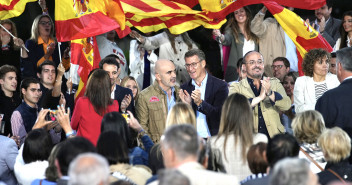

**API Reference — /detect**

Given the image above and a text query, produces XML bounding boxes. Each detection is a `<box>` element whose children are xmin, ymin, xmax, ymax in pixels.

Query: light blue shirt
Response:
<box><xmin>161</xmin><ymin>87</ymin><xmax>176</xmax><ymax>112</ymax></box>
<box><xmin>192</xmin><ymin>73</ymin><xmax>210</xmax><ymax>138</ymax></box>
<box><xmin>284</xmin><ymin>32</ymin><xmax>298</xmax><ymax>72</ymax></box>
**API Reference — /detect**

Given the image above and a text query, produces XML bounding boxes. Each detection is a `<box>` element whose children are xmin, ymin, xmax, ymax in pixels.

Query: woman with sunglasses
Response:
<box><xmin>21</xmin><ymin>15</ymin><xmax>69</xmax><ymax>79</ymax></box>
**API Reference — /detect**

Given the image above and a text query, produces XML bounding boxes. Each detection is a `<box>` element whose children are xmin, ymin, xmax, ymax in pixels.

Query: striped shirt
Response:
<box><xmin>314</xmin><ymin>82</ymin><xmax>328</xmax><ymax>101</ymax></box>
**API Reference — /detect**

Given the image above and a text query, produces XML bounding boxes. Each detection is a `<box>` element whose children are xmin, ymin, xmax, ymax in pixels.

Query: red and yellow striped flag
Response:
<box><xmin>121</xmin><ymin>0</ymin><xmax>226</xmax><ymax>35</ymax></box>
<box><xmin>55</xmin><ymin>0</ymin><xmax>125</xmax><ymax>42</ymax></box>
<box><xmin>0</xmin><ymin>0</ymin><xmax>36</xmax><ymax>20</ymax></box>
<box><xmin>264</xmin><ymin>1</ymin><xmax>333</xmax><ymax>76</ymax></box>
<box><xmin>70</xmin><ymin>36</ymin><xmax>101</xmax><ymax>102</ymax></box>
<box><xmin>198</xmin><ymin>0</ymin><xmax>326</xmax><ymax>20</ymax></box>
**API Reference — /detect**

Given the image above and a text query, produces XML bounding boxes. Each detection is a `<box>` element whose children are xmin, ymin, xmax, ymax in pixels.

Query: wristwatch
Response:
<box><xmin>266</xmin><ymin>90</ymin><xmax>273</xmax><ymax>96</ymax></box>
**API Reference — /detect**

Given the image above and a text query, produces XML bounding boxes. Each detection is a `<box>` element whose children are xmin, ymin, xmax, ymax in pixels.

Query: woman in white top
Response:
<box><xmin>213</xmin><ymin>6</ymin><xmax>259</xmax><ymax>82</ymax></box>
<box><xmin>210</xmin><ymin>93</ymin><xmax>267</xmax><ymax>181</ymax></box>
<box><xmin>129</xmin><ymin>29</ymin><xmax>198</xmax><ymax>85</ymax></box>
<box><xmin>294</xmin><ymin>48</ymin><xmax>340</xmax><ymax>113</ymax></box>
<box><xmin>14</xmin><ymin>129</ymin><xmax>52</xmax><ymax>185</ymax></box>
<box><xmin>334</xmin><ymin>11</ymin><xmax>352</xmax><ymax>51</ymax></box>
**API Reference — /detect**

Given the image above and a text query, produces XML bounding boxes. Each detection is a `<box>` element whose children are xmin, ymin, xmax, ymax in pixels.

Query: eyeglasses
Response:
<box><xmin>271</xmin><ymin>65</ymin><xmax>284</xmax><ymax>70</ymax></box>
<box><xmin>246</xmin><ymin>60</ymin><xmax>264</xmax><ymax>65</ymax></box>
<box><xmin>185</xmin><ymin>61</ymin><xmax>201</xmax><ymax>69</ymax></box>
<box><xmin>29</xmin><ymin>88</ymin><xmax>42</xmax><ymax>93</ymax></box>
<box><xmin>39</xmin><ymin>21</ymin><xmax>52</xmax><ymax>26</ymax></box>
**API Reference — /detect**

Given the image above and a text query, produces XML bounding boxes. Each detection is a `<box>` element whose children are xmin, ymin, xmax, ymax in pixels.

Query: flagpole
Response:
<box><xmin>0</xmin><ymin>24</ymin><xmax>29</xmax><ymax>52</ymax></box>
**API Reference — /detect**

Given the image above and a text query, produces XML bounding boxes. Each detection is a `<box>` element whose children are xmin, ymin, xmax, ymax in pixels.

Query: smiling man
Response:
<box><xmin>229</xmin><ymin>51</ymin><xmax>291</xmax><ymax>138</ymax></box>
<box><xmin>135</xmin><ymin>59</ymin><xmax>180</xmax><ymax>143</ymax></box>
<box><xmin>311</xmin><ymin>0</ymin><xmax>341</xmax><ymax>47</ymax></box>
<box><xmin>0</xmin><ymin>65</ymin><xmax>21</xmax><ymax>136</ymax></box>
<box><xmin>180</xmin><ymin>49</ymin><xmax>228</xmax><ymax>137</ymax></box>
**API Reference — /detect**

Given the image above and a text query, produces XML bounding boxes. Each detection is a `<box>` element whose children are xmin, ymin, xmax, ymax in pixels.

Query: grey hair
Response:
<box><xmin>68</xmin><ymin>153</ymin><xmax>110</xmax><ymax>185</ymax></box>
<box><xmin>162</xmin><ymin>124</ymin><xmax>200</xmax><ymax>160</ymax></box>
<box><xmin>336</xmin><ymin>47</ymin><xmax>352</xmax><ymax>72</ymax></box>
<box><xmin>158</xmin><ymin>169</ymin><xmax>190</xmax><ymax>185</ymax></box>
<box><xmin>269</xmin><ymin>158</ymin><xmax>310</xmax><ymax>185</ymax></box>
<box><xmin>184</xmin><ymin>49</ymin><xmax>206</xmax><ymax>62</ymax></box>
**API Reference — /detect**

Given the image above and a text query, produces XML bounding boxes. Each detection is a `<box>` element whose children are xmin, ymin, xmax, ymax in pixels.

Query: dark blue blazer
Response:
<box><xmin>114</xmin><ymin>85</ymin><xmax>135</xmax><ymax>115</ymax></box>
<box><xmin>315</xmin><ymin>78</ymin><xmax>352</xmax><ymax>137</ymax></box>
<box><xmin>21</xmin><ymin>39</ymin><xmax>68</xmax><ymax>78</ymax></box>
<box><xmin>181</xmin><ymin>74</ymin><xmax>228</xmax><ymax>136</ymax></box>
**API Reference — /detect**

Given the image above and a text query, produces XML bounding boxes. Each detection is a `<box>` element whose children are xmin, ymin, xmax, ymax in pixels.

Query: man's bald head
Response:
<box><xmin>155</xmin><ymin>59</ymin><xmax>175</xmax><ymax>75</ymax></box>
<box><xmin>154</xmin><ymin>59</ymin><xmax>176</xmax><ymax>90</ymax></box>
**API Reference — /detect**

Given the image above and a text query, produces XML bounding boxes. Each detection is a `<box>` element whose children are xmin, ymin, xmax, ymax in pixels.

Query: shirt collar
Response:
<box><xmin>38</xmin><ymin>36</ymin><xmax>54</xmax><ymax>45</ymax></box>
<box><xmin>192</xmin><ymin>72</ymin><xmax>208</xmax><ymax>87</ymax></box>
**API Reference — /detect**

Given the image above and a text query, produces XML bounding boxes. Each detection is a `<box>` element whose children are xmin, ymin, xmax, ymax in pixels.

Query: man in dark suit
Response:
<box><xmin>316</xmin><ymin>47</ymin><xmax>352</xmax><ymax>137</ymax></box>
<box><xmin>179</xmin><ymin>49</ymin><xmax>228</xmax><ymax>137</ymax></box>
<box><xmin>99</xmin><ymin>57</ymin><xmax>135</xmax><ymax>114</ymax></box>
<box><xmin>311</xmin><ymin>0</ymin><xmax>341</xmax><ymax>47</ymax></box>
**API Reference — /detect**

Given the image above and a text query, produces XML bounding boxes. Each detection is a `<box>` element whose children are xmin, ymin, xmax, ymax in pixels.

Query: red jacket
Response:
<box><xmin>71</xmin><ymin>97</ymin><xmax>119</xmax><ymax>145</ymax></box>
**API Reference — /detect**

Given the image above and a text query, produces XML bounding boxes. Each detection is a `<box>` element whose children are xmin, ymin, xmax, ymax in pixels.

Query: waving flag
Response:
<box><xmin>55</xmin><ymin>0</ymin><xmax>125</xmax><ymax>42</ymax></box>
<box><xmin>264</xmin><ymin>1</ymin><xmax>332</xmax><ymax>76</ymax></box>
<box><xmin>70</xmin><ymin>36</ymin><xmax>101</xmax><ymax>102</ymax></box>
<box><xmin>0</xmin><ymin>0</ymin><xmax>36</xmax><ymax>20</ymax></box>
<box><xmin>121</xmin><ymin>0</ymin><xmax>225</xmax><ymax>35</ymax></box>
<box><xmin>199</xmin><ymin>0</ymin><xmax>326</xmax><ymax>19</ymax></box>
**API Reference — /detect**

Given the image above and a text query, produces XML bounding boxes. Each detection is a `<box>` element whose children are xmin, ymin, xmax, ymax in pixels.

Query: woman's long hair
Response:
<box><xmin>165</xmin><ymin>29</ymin><xmax>194</xmax><ymax>54</ymax></box>
<box><xmin>216</xmin><ymin>93</ymin><xmax>254</xmax><ymax>162</ymax></box>
<box><xmin>0</xmin><ymin>19</ymin><xmax>18</xmax><ymax>50</ymax></box>
<box><xmin>339</xmin><ymin>11</ymin><xmax>352</xmax><ymax>49</ymax></box>
<box><xmin>85</xmin><ymin>69</ymin><xmax>113</xmax><ymax>116</ymax></box>
<box><xmin>225</xmin><ymin>6</ymin><xmax>259</xmax><ymax>44</ymax></box>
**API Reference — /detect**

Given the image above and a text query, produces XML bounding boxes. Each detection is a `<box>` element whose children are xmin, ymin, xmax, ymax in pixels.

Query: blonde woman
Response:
<box><xmin>292</xmin><ymin>110</ymin><xmax>326</xmax><ymax>173</ymax></box>
<box><xmin>149</xmin><ymin>102</ymin><xmax>196</xmax><ymax>175</ymax></box>
<box><xmin>121</xmin><ymin>76</ymin><xmax>140</xmax><ymax>99</ymax></box>
<box><xmin>165</xmin><ymin>102</ymin><xmax>196</xmax><ymax>128</ymax></box>
<box><xmin>318</xmin><ymin>127</ymin><xmax>352</xmax><ymax>184</ymax></box>
<box><xmin>210</xmin><ymin>93</ymin><xmax>267</xmax><ymax>180</ymax></box>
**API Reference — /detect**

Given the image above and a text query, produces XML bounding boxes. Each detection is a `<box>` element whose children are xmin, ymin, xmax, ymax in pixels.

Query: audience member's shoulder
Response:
<box><xmin>242</xmin><ymin>175</ymin><xmax>269</xmax><ymax>185</ymax></box>
<box><xmin>0</xmin><ymin>135</ymin><xmax>17</xmax><ymax>146</ymax></box>
<box><xmin>253</xmin><ymin>133</ymin><xmax>268</xmax><ymax>144</ymax></box>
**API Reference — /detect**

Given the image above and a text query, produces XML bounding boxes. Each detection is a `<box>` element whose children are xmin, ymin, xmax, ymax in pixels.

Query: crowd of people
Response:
<box><xmin>1</xmin><ymin>0</ymin><xmax>352</xmax><ymax>185</ymax></box>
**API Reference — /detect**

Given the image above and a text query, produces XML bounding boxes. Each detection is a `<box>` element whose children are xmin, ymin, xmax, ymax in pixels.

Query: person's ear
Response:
<box><xmin>55</xmin><ymin>159</ymin><xmax>63</xmax><ymax>178</ymax></box>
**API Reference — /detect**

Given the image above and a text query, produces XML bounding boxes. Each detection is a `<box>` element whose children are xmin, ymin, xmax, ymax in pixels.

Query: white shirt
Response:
<box><xmin>192</xmin><ymin>73</ymin><xmax>210</xmax><ymax>138</ymax></box>
<box><xmin>242</xmin><ymin>39</ymin><xmax>255</xmax><ymax>57</ymax></box>
<box><xmin>284</xmin><ymin>32</ymin><xmax>298</xmax><ymax>72</ymax></box>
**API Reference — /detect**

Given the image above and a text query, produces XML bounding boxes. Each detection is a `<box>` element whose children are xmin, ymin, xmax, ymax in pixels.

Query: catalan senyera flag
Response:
<box><xmin>121</xmin><ymin>0</ymin><xmax>226</xmax><ymax>35</ymax></box>
<box><xmin>0</xmin><ymin>0</ymin><xmax>36</xmax><ymax>20</ymax></box>
<box><xmin>264</xmin><ymin>1</ymin><xmax>333</xmax><ymax>76</ymax></box>
<box><xmin>55</xmin><ymin>0</ymin><xmax>125</xmax><ymax>42</ymax></box>
<box><xmin>70</xmin><ymin>36</ymin><xmax>101</xmax><ymax>102</ymax></box>
<box><xmin>199</xmin><ymin>0</ymin><xmax>326</xmax><ymax>19</ymax></box>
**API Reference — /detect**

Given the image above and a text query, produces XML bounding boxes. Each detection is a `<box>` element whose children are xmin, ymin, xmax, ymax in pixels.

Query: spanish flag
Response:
<box><xmin>70</xmin><ymin>36</ymin><xmax>101</xmax><ymax>102</ymax></box>
<box><xmin>121</xmin><ymin>0</ymin><xmax>225</xmax><ymax>35</ymax></box>
<box><xmin>55</xmin><ymin>0</ymin><xmax>125</xmax><ymax>42</ymax></box>
<box><xmin>198</xmin><ymin>0</ymin><xmax>326</xmax><ymax>19</ymax></box>
<box><xmin>264</xmin><ymin>1</ymin><xmax>333</xmax><ymax>76</ymax></box>
<box><xmin>0</xmin><ymin>0</ymin><xmax>36</xmax><ymax>20</ymax></box>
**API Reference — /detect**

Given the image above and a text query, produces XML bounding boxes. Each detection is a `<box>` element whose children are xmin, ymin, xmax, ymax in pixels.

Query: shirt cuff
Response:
<box><xmin>269</xmin><ymin>91</ymin><xmax>283</xmax><ymax>105</ymax></box>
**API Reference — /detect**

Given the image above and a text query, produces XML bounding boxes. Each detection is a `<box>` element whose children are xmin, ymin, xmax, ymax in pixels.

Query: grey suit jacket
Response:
<box><xmin>311</xmin><ymin>17</ymin><xmax>342</xmax><ymax>47</ymax></box>
<box><xmin>0</xmin><ymin>135</ymin><xmax>18</xmax><ymax>185</ymax></box>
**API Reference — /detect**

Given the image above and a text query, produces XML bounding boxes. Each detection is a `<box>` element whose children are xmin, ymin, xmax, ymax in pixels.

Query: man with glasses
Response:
<box><xmin>229</xmin><ymin>51</ymin><xmax>291</xmax><ymax>138</ymax></box>
<box><xmin>11</xmin><ymin>78</ymin><xmax>42</xmax><ymax>145</ymax></box>
<box><xmin>179</xmin><ymin>49</ymin><xmax>228</xmax><ymax>138</ymax></box>
<box><xmin>271</xmin><ymin>57</ymin><xmax>290</xmax><ymax>83</ymax></box>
